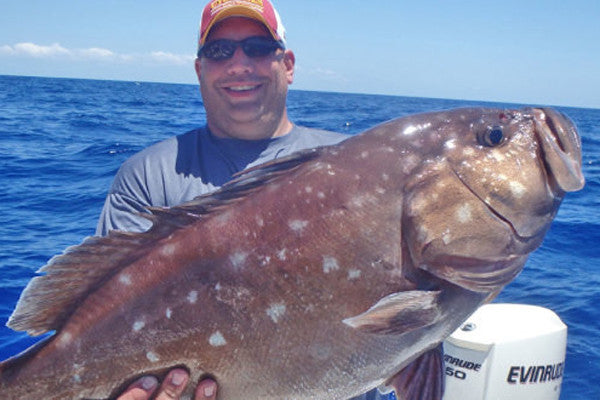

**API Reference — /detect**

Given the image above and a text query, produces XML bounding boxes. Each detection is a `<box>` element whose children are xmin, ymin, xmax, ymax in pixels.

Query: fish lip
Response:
<box><xmin>531</xmin><ymin>107</ymin><xmax>585</xmax><ymax>192</ymax></box>
<box><xmin>421</xmin><ymin>253</ymin><xmax>528</xmax><ymax>293</ymax></box>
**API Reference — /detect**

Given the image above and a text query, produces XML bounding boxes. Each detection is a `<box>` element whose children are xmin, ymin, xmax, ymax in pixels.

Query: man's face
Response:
<box><xmin>195</xmin><ymin>17</ymin><xmax>295</xmax><ymax>140</ymax></box>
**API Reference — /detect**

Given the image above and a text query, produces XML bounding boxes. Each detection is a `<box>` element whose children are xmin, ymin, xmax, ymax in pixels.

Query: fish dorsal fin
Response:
<box><xmin>342</xmin><ymin>290</ymin><xmax>441</xmax><ymax>335</ymax></box>
<box><xmin>385</xmin><ymin>345</ymin><xmax>445</xmax><ymax>400</ymax></box>
<box><xmin>8</xmin><ymin>148</ymin><xmax>323</xmax><ymax>336</ymax></box>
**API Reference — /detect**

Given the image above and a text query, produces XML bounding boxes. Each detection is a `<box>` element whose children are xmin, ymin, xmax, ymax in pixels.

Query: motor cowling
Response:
<box><xmin>442</xmin><ymin>303</ymin><xmax>566</xmax><ymax>400</ymax></box>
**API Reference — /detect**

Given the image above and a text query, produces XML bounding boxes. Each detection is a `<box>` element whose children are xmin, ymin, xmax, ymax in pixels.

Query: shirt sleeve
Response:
<box><xmin>95</xmin><ymin>190</ymin><xmax>153</xmax><ymax>236</ymax></box>
<box><xmin>95</xmin><ymin>152</ymin><xmax>157</xmax><ymax>236</ymax></box>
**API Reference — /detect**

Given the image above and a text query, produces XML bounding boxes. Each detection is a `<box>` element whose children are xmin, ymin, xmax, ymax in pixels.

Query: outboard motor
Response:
<box><xmin>442</xmin><ymin>303</ymin><xmax>566</xmax><ymax>400</ymax></box>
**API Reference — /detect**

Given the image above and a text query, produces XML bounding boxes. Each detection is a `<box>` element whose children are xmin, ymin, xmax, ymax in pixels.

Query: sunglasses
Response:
<box><xmin>198</xmin><ymin>36</ymin><xmax>285</xmax><ymax>61</ymax></box>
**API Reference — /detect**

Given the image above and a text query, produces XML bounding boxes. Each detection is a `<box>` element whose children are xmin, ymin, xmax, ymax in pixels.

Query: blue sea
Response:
<box><xmin>0</xmin><ymin>75</ymin><xmax>598</xmax><ymax>399</ymax></box>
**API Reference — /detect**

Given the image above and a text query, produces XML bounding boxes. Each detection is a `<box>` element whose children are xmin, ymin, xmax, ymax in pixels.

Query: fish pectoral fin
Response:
<box><xmin>342</xmin><ymin>290</ymin><xmax>441</xmax><ymax>335</ymax></box>
<box><xmin>384</xmin><ymin>345</ymin><xmax>444</xmax><ymax>400</ymax></box>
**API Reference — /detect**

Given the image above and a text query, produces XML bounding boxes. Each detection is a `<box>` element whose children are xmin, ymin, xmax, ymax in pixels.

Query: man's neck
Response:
<box><xmin>208</xmin><ymin>117</ymin><xmax>293</xmax><ymax>140</ymax></box>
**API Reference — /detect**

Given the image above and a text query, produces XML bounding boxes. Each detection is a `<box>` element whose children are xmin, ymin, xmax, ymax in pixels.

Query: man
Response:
<box><xmin>95</xmin><ymin>0</ymin><xmax>344</xmax><ymax>236</ymax></box>
<box><xmin>96</xmin><ymin>1</ymin><xmax>383</xmax><ymax>399</ymax></box>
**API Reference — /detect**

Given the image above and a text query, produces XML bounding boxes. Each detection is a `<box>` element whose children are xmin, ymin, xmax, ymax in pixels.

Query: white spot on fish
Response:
<box><xmin>348</xmin><ymin>269</ymin><xmax>362</xmax><ymax>280</ymax></box>
<box><xmin>326</xmin><ymin>164</ymin><xmax>336</xmax><ymax>176</ymax></box>
<box><xmin>161</xmin><ymin>243</ymin><xmax>177</xmax><ymax>257</ymax></box>
<box><xmin>119</xmin><ymin>273</ymin><xmax>132</xmax><ymax>286</ymax></box>
<box><xmin>442</xmin><ymin>229</ymin><xmax>452</xmax><ymax>245</ymax></box>
<box><xmin>289</xmin><ymin>220</ymin><xmax>309</xmax><ymax>233</ymax></box>
<box><xmin>323</xmin><ymin>256</ymin><xmax>340</xmax><ymax>274</ymax></box>
<box><xmin>403</xmin><ymin>123</ymin><xmax>432</xmax><ymax>136</ymax></box>
<box><xmin>266</xmin><ymin>302</ymin><xmax>287</xmax><ymax>323</ymax></box>
<box><xmin>403</xmin><ymin>125</ymin><xmax>419</xmax><ymax>136</ymax></box>
<box><xmin>309</xmin><ymin>342</ymin><xmax>332</xmax><ymax>361</ymax></box>
<box><xmin>187</xmin><ymin>290</ymin><xmax>198</xmax><ymax>304</ymax></box>
<box><xmin>209</xmin><ymin>331</ymin><xmax>227</xmax><ymax>347</ymax></box>
<box><xmin>463</xmin><ymin>148</ymin><xmax>475</xmax><ymax>156</ymax></box>
<box><xmin>146</xmin><ymin>351</ymin><xmax>160</xmax><ymax>363</ymax></box>
<box><xmin>58</xmin><ymin>332</ymin><xmax>73</xmax><ymax>348</ymax></box>
<box><xmin>510</xmin><ymin>181</ymin><xmax>527</xmax><ymax>198</ymax></box>
<box><xmin>260</xmin><ymin>256</ymin><xmax>271</xmax><ymax>267</ymax></box>
<box><xmin>317</xmin><ymin>192</ymin><xmax>326</xmax><ymax>199</ymax></box>
<box><xmin>445</xmin><ymin>139</ymin><xmax>457</xmax><ymax>149</ymax></box>
<box><xmin>255</xmin><ymin>216</ymin><xmax>264</xmax><ymax>227</ymax></box>
<box><xmin>402</xmin><ymin>154</ymin><xmax>421</xmax><ymax>174</ymax></box>
<box><xmin>351</xmin><ymin>194</ymin><xmax>372</xmax><ymax>208</ymax></box>
<box><xmin>361</xmin><ymin>151</ymin><xmax>370</xmax><ymax>159</ymax></box>
<box><xmin>456</xmin><ymin>204</ymin><xmax>473</xmax><ymax>223</ymax></box>
<box><xmin>214</xmin><ymin>209</ymin><xmax>234</xmax><ymax>225</ymax></box>
<box><xmin>492</xmin><ymin>151</ymin><xmax>506</xmax><ymax>162</ymax></box>
<box><xmin>277</xmin><ymin>248</ymin><xmax>288</xmax><ymax>261</ymax></box>
<box><xmin>132</xmin><ymin>320</ymin><xmax>145</xmax><ymax>332</ymax></box>
<box><xmin>215</xmin><ymin>282</ymin><xmax>222</xmax><ymax>291</ymax></box>
<box><xmin>305</xmin><ymin>186</ymin><xmax>313</xmax><ymax>193</ymax></box>
<box><xmin>229</xmin><ymin>251</ymin><xmax>248</xmax><ymax>270</ymax></box>
<box><xmin>382</xmin><ymin>173</ymin><xmax>390</xmax><ymax>181</ymax></box>
<box><xmin>73</xmin><ymin>374</ymin><xmax>82</xmax><ymax>384</ymax></box>
<box><xmin>166</xmin><ymin>308</ymin><xmax>172</xmax><ymax>319</ymax></box>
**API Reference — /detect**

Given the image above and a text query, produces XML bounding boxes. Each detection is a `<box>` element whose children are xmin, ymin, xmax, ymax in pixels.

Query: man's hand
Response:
<box><xmin>117</xmin><ymin>369</ymin><xmax>217</xmax><ymax>400</ymax></box>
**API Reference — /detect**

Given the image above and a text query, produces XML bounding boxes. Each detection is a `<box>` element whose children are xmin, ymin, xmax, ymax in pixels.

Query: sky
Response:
<box><xmin>1</xmin><ymin>0</ymin><xmax>599</xmax><ymax>109</ymax></box>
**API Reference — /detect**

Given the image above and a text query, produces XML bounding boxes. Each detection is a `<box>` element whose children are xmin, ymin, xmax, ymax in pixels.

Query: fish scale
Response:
<box><xmin>0</xmin><ymin>107</ymin><xmax>584</xmax><ymax>400</ymax></box>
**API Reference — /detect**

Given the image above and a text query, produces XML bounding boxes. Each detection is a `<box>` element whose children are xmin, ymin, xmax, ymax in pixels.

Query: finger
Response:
<box><xmin>117</xmin><ymin>376</ymin><xmax>159</xmax><ymax>400</ymax></box>
<box><xmin>154</xmin><ymin>369</ymin><xmax>190</xmax><ymax>400</ymax></box>
<box><xmin>195</xmin><ymin>378</ymin><xmax>217</xmax><ymax>400</ymax></box>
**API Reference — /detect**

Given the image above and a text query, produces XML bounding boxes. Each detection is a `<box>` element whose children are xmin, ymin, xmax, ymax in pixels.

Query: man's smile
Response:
<box><xmin>227</xmin><ymin>84</ymin><xmax>260</xmax><ymax>92</ymax></box>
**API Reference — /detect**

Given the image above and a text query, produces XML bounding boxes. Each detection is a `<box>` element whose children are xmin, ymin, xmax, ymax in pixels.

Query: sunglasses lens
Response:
<box><xmin>242</xmin><ymin>37</ymin><xmax>280</xmax><ymax>57</ymax></box>
<box><xmin>200</xmin><ymin>40</ymin><xmax>236</xmax><ymax>61</ymax></box>
<box><xmin>199</xmin><ymin>37</ymin><xmax>283</xmax><ymax>60</ymax></box>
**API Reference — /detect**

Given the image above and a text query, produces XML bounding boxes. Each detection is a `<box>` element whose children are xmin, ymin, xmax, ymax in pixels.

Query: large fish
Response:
<box><xmin>1</xmin><ymin>107</ymin><xmax>584</xmax><ymax>400</ymax></box>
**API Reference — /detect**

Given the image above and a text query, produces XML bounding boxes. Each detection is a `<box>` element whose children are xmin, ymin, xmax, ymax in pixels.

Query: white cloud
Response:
<box><xmin>149</xmin><ymin>51</ymin><xmax>194</xmax><ymax>65</ymax></box>
<box><xmin>0</xmin><ymin>42</ymin><xmax>193</xmax><ymax>65</ymax></box>
<box><xmin>13</xmin><ymin>42</ymin><xmax>71</xmax><ymax>57</ymax></box>
<box><xmin>0</xmin><ymin>45</ymin><xmax>15</xmax><ymax>55</ymax></box>
<box><xmin>312</xmin><ymin>67</ymin><xmax>337</xmax><ymax>77</ymax></box>
<box><xmin>78</xmin><ymin>47</ymin><xmax>115</xmax><ymax>59</ymax></box>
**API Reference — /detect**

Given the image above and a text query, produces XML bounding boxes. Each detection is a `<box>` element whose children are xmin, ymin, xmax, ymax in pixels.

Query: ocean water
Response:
<box><xmin>0</xmin><ymin>75</ymin><xmax>598</xmax><ymax>399</ymax></box>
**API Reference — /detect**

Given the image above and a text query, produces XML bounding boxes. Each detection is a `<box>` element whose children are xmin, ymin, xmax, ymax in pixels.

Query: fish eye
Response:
<box><xmin>479</xmin><ymin>126</ymin><xmax>505</xmax><ymax>147</ymax></box>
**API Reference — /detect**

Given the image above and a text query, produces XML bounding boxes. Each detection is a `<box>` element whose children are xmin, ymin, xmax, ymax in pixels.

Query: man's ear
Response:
<box><xmin>283</xmin><ymin>50</ymin><xmax>295</xmax><ymax>84</ymax></box>
<box><xmin>194</xmin><ymin>58</ymin><xmax>202</xmax><ymax>84</ymax></box>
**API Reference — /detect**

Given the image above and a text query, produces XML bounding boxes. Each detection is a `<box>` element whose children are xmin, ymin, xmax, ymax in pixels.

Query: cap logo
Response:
<box><xmin>199</xmin><ymin>0</ymin><xmax>285</xmax><ymax>47</ymax></box>
<box><xmin>210</xmin><ymin>0</ymin><xmax>264</xmax><ymax>16</ymax></box>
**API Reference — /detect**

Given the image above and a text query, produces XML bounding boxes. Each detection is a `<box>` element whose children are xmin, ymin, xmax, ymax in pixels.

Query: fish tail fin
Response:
<box><xmin>384</xmin><ymin>345</ymin><xmax>445</xmax><ymax>400</ymax></box>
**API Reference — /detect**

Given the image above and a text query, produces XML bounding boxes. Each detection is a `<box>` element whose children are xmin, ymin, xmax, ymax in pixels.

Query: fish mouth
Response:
<box><xmin>418</xmin><ymin>169</ymin><xmax>532</xmax><ymax>293</ymax></box>
<box><xmin>533</xmin><ymin>108</ymin><xmax>584</xmax><ymax>193</ymax></box>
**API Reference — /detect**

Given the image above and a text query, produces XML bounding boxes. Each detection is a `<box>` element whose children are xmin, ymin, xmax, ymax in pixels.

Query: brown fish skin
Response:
<box><xmin>0</xmin><ymin>107</ymin><xmax>583</xmax><ymax>400</ymax></box>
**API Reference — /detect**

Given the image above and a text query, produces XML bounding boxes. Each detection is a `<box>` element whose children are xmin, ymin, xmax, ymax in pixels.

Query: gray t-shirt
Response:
<box><xmin>96</xmin><ymin>125</ymin><xmax>348</xmax><ymax>236</ymax></box>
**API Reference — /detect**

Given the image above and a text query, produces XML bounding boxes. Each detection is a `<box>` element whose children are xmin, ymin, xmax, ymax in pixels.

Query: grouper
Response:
<box><xmin>0</xmin><ymin>107</ymin><xmax>584</xmax><ymax>399</ymax></box>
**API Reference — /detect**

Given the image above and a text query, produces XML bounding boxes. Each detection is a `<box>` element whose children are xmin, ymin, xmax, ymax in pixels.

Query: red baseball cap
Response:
<box><xmin>199</xmin><ymin>0</ymin><xmax>287</xmax><ymax>46</ymax></box>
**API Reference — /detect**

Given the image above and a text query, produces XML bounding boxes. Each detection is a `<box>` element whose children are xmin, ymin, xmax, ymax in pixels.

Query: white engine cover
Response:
<box><xmin>442</xmin><ymin>303</ymin><xmax>566</xmax><ymax>400</ymax></box>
